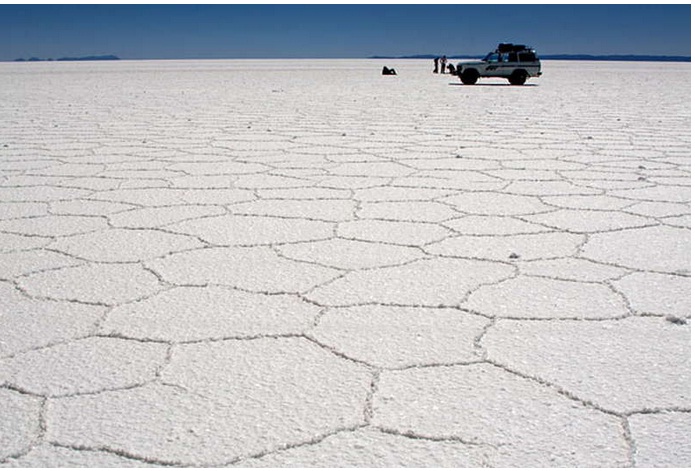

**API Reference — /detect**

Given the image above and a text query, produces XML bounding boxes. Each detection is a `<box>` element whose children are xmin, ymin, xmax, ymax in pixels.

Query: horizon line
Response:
<box><xmin>5</xmin><ymin>54</ymin><xmax>692</xmax><ymax>63</ymax></box>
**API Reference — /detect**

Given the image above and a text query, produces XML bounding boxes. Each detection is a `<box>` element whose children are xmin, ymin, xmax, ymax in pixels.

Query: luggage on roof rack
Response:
<box><xmin>498</xmin><ymin>43</ymin><xmax>529</xmax><ymax>53</ymax></box>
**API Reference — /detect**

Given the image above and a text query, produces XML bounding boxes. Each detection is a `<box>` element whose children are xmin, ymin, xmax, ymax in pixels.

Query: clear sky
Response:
<box><xmin>1</xmin><ymin>4</ymin><xmax>691</xmax><ymax>61</ymax></box>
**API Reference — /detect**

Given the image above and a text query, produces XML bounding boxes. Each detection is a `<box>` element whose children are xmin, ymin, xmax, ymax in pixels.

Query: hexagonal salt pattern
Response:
<box><xmin>311</xmin><ymin>305</ymin><xmax>489</xmax><ymax>368</ymax></box>
<box><xmin>2</xmin><ymin>444</ymin><xmax>163</xmax><ymax>468</ymax></box>
<box><xmin>629</xmin><ymin>412</ymin><xmax>691</xmax><ymax>468</ymax></box>
<box><xmin>18</xmin><ymin>263</ymin><xmax>163</xmax><ymax>305</ymax></box>
<box><xmin>102</xmin><ymin>286</ymin><xmax>321</xmax><ymax>341</ymax></box>
<box><xmin>0</xmin><ymin>337</ymin><xmax>168</xmax><ymax>397</ymax></box>
<box><xmin>0</xmin><ymin>282</ymin><xmax>104</xmax><ymax>357</ymax></box>
<box><xmin>0</xmin><ymin>389</ymin><xmax>42</xmax><ymax>461</ymax></box>
<box><xmin>233</xmin><ymin>428</ymin><xmax>495</xmax><ymax>467</ymax></box>
<box><xmin>426</xmin><ymin>232</ymin><xmax>584</xmax><ymax>261</ymax></box>
<box><xmin>147</xmin><ymin>247</ymin><xmax>342</xmax><ymax>293</ymax></box>
<box><xmin>463</xmin><ymin>275</ymin><xmax>629</xmax><ymax>319</ymax></box>
<box><xmin>483</xmin><ymin>317</ymin><xmax>690</xmax><ymax>413</ymax></box>
<box><xmin>611</xmin><ymin>271</ymin><xmax>690</xmax><ymax>319</ymax></box>
<box><xmin>373</xmin><ymin>363</ymin><xmax>629</xmax><ymax>467</ymax></box>
<box><xmin>581</xmin><ymin>226</ymin><xmax>690</xmax><ymax>274</ymax></box>
<box><xmin>168</xmin><ymin>214</ymin><xmax>335</xmax><ymax>246</ymax></box>
<box><xmin>1</xmin><ymin>60</ymin><xmax>689</xmax><ymax>467</ymax></box>
<box><xmin>46</xmin><ymin>338</ymin><xmax>371</xmax><ymax>466</ymax></box>
<box><xmin>277</xmin><ymin>238</ymin><xmax>424</xmax><ymax>270</ymax></box>
<box><xmin>48</xmin><ymin>228</ymin><xmax>204</xmax><ymax>262</ymax></box>
<box><xmin>306</xmin><ymin>258</ymin><xmax>515</xmax><ymax>307</ymax></box>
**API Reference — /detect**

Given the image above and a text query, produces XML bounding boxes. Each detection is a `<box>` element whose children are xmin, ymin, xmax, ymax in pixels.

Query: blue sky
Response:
<box><xmin>0</xmin><ymin>4</ymin><xmax>690</xmax><ymax>61</ymax></box>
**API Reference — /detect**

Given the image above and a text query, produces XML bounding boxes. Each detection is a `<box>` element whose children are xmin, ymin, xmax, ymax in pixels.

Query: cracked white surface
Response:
<box><xmin>233</xmin><ymin>428</ymin><xmax>495</xmax><ymax>467</ymax></box>
<box><xmin>483</xmin><ymin>317</ymin><xmax>690</xmax><ymax>412</ymax></box>
<box><xmin>102</xmin><ymin>286</ymin><xmax>321</xmax><ymax>341</ymax></box>
<box><xmin>148</xmin><ymin>246</ymin><xmax>342</xmax><ymax>293</ymax></box>
<box><xmin>629</xmin><ymin>412</ymin><xmax>691</xmax><ymax>467</ymax></box>
<box><xmin>18</xmin><ymin>263</ymin><xmax>162</xmax><ymax>305</ymax></box>
<box><xmin>373</xmin><ymin>363</ymin><xmax>629</xmax><ymax>467</ymax></box>
<box><xmin>311</xmin><ymin>305</ymin><xmax>489</xmax><ymax>368</ymax></box>
<box><xmin>0</xmin><ymin>337</ymin><xmax>168</xmax><ymax>397</ymax></box>
<box><xmin>0</xmin><ymin>59</ymin><xmax>689</xmax><ymax>466</ymax></box>
<box><xmin>306</xmin><ymin>258</ymin><xmax>515</xmax><ymax>307</ymax></box>
<box><xmin>0</xmin><ymin>389</ymin><xmax>42</xmax><ymax>461</ymax></box>
<box><xmin>49</xmin><ymin>228</ymin><xmax>204</xmax><ymax>262</ymax></box>
<box><xmin>463</xmin><ymin>275</ymin><xmax>628</xmax><ymax>319</ymax></box>
<box><xmin>0</xmin><ymin>282</ymin><xmax>104</xmax><ymax>357</ymax></box>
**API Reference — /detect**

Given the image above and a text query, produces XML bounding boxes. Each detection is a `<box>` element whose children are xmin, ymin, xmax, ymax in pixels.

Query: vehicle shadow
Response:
<box><xmin>449</xmin><ymin>82</ymin><xmax>539</xmax><ymax>87</ymax></box>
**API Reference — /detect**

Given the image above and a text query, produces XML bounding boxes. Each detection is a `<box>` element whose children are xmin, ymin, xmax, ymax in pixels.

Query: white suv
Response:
<box><xmin>456</xmin><ymin>44</ymin><xmax>542</xmax><ymax>85</ymax></box>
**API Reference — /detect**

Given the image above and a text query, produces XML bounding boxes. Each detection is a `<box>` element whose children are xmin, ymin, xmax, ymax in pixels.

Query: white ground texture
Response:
<box><xmin>0</xmin><ymin>59</ymin><xmax>690</xmax><ymax>467</ymax></box>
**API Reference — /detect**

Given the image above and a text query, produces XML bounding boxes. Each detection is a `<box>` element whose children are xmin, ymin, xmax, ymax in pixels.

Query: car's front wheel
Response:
<box><xmin>508</xmin><ymin>70</ymin><xmax>528</xmax><ymax>85</ymax></box>
<box><xmin>459</xmin><ymin>69</ymin><xmax>479</xmax><ymax>85</ymax></box>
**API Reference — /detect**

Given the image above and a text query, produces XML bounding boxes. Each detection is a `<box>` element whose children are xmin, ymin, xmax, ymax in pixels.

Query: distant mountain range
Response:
<box><xmin>14</xmin><ymin>55</ymin><xmax>120</xmax><ymax>62</ymax></box>
<box><xmin>371</xmin><ymin>54</ymin><xmax>690</xmax><ymax>62</ymax></box>
<box><xmin>8</xmin><ymin>54</ymin><xmax>690</xmax><ymax>63</ymax></box>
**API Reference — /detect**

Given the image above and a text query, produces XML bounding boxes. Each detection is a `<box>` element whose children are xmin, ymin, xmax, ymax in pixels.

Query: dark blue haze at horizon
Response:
<box><xmin>0</xmin><ymin>4</ymin><xmax>690</xmax><ymax>61</ymax></box>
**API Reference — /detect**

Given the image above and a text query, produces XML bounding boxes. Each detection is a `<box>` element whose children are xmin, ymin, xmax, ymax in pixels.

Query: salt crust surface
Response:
<box><xmin>0</xmin><ymin>59</ymin><xmax>689</xmax><ymax>467</ymax></box>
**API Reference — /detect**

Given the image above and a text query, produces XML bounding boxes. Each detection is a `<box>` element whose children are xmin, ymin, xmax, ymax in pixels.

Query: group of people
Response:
<box><xmin>433</xmin><ymin>55</ymin><xmax>455</xmax><ymax>74</ymax></box>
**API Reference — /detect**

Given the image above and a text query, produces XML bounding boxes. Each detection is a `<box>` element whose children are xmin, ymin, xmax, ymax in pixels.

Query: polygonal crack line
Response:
<box><xmin>625</xmin><ymin>405</ymin><xmax>692</xmax><ymax>416</ymax></box>
<box><xmin>619</xmin><ymin>416</ymin><xmax>639</xmax><ymax>467</ymax></box>
<box><xmin>152</xmin><ymin>332</ymin><xmax>308</xmax><ymax>349</ymax></box>
<box><xmin>530</xmin><ymin>219</ymin><xmax>663</xmax><ymax>237</ymax></box>
<box><xmin>361</xmin><ymin>368</ymin><xmax>382</xmax><ymax>424</ymax></box>
<box><xmin>300</xmin><ymin>298</ymin><xmax>465</xmax><ymax>312</ymax></box>
<box><xmin>623</xmin><ymin>208</ymin><xmax>691</xmax><ymax>222</ymax></box>
<box><xmin>3</xmin><ymin>345</ymin><xmax>169</xmax><ymax>399</ymax></box>
<box><xmin>2</xmin><ymin>249</ymin><xmax>85</xmax><ymax>275</ymax></box>
<box><xmin>387</xmin><ymin>359</ymin><xmax>488</xmax><ymax>373</ymax></box>
<box><xmin>576</xmin><ymin>254</ymin><xmax>691</xmax><ymax>278</ymax></box>
<box><xmin>501</xmin><ymin>272</ymin><xmax>637</xmax><ymax>316</ymax></box>
<box><xmin>45</xmin><ymin>440</ymin><xmax>186</xmax><ymax>468</ymax></box>
<box><xmin>334</xmin><ymin>229</ymin><xmax>448</xmax><ymax>251</ymax></box>
<box><xmin>300</xmin><ymin>333</ymin><xmax>376</xmax><ymax>369</ymax></box>
<box><xmin>0</xmin><ymin>330</ymin><xmax>100</xmax><ymax>362</ymax></box>
<box><xmin>485</xmin><ymin>312</ymin><xmax>637</xmax><ymax>322</ymax></box>
<box><xmin>273</xmin><ymin>243</ymin><xmax>432</xmax><ymax>273</ymax></box>
<box><xmin>0</xmin><ymin>396</ymin><xmax>47</xmax><ymax>465</ymax></box>
<box><xmin>0</xmin><ymin>228</ymin><xmax>55</xmax><ymax>246</ymax></box>
<box><xmin>483</xmin><ymin>359</ymin><xmax>628</xmax><ymax>419</ymax></box>
<box><xmin>455</xmin><ymin>264</ymin><xmax>520</xmax><ymax>306</ymax></box>
<box><xmin>472</xmin><ymin>317</ymin><xmax>498</xmax><ymax>361</ymax></box>
<box><xmin>10</xmin><ymin>277</ymin><xmax>112</xmax><ymax>308</ymax></box>
<box><xmin>375</xmin><ymin>425</ymin><xmax>504</xmax><ymax>450</ymax></box>
<box><xmin>302</xmin><ymin>329</ymin><xmax>486</xmax><ymax>373</ymax></box>
<box><xmin>111</xmin><ymin>211</ymin><xmax>229</xmax><ymax>233</ymax></box>
<box><xmin>309</xmin><ymin>306</ymin><xmax>331</xmax><ymax>329</ymax></box>
<box><xmin>334</xmin><ymin>234</ymin><xmax>434</xmax><ymax>257</ymax></box>
<box><xmin>220</xmin><ymin>425</ymin><xmax>373</xmax><ymax>467</ymax></box>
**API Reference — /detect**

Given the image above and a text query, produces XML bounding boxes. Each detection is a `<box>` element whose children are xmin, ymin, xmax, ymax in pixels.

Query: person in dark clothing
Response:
<box><xmin>382</xmin><ymin>66</ymin><xmax>397</xmax><ymax>75</ymax></box>
<box><xmin>440</xmin><ymin>56</ymin><xmax>447</xmax><ymax>74</ymax></box>
<box><xmin>433</xmin><ymin>57</ymin><xmax>439</xmax><ymax>73</ymax></box>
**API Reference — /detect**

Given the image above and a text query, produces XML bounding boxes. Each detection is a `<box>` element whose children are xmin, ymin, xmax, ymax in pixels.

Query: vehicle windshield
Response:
<box><xmin>484</xmin><ymin>53</ymin><xmax>500</xmax><ymax>62</ymax></box>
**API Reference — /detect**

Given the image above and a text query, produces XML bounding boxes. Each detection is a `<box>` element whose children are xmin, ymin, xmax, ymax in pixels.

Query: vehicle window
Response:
<box><xmin>519</xmin><ymin>52</ymin><xmax>536</xmax><ymax>62</ymax></box>
<box><xmin>508</xmin><ymin>52</ymin><xmax>518</xmax><ymax>62</ymax></box>
<box><xmin>486</xmin><ymin>53</ymin><xmax>500</xmax><ymax>63</ymax></box>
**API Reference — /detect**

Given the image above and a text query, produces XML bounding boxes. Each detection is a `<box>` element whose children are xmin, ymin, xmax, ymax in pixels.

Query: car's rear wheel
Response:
<box><xmin>508</xmin><ymin>70</ymin><xmax>528</xmax><ymax>85</ymax></box>
<box><xmin>460</xmin><ymin>69</ymin><xmax>479</xmax><ymax>85</ymax></box>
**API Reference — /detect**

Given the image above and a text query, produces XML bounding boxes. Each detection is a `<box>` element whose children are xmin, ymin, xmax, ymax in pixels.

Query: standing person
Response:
<box><xmin>440</xmin><ymin>55</ymin><xmax>447</xmax><ymax>74</ymax></box>
<box><xmin>433</xmin><ymin>57</ymin><xmax>439</xmax><ymax>73</ymax></box>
